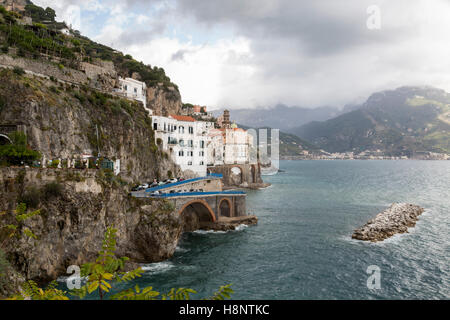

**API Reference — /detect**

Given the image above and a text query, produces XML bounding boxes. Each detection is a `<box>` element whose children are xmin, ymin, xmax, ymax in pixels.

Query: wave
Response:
<box><xmin>191</xmin><ymin>224</ymin><xmax>250</xmax><ymax>235</ymax></box>
<box><xmin>141</xmin><ymin>261</ymin><xmax>175</xmax><ymax>273</ymax></box>
<box><xmin>175</xmin><ymin>246</ymin><xmax>190</xmax><ymax>253</ymax></box>
<box><xmin>234</xmin><ymin>224</ymin><xmax>249</xmax><ymax>231</ymax></box>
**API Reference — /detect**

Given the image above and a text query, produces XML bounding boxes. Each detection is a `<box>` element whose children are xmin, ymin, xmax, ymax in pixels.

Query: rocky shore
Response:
<box><xmin>352</xmin><ymin>203</ymin><xmax>425</xmax><ymax>242</ymax></box>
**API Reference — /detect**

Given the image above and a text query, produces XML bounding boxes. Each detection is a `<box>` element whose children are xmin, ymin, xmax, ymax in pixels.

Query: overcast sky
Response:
<box><xmin>33</xmin><ymin>0</ymin><xmax>450</xmax><ymax>110</ymax></box>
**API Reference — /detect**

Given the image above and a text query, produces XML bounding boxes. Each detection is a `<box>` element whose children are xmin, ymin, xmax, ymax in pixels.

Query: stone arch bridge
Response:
<box><xmin>131</xmin><ymin>175</ymin><xmax>257</xmax><ymax>231</ymax></box>
<box><xmin>172</xmin><ymin>193</ymin><xmax>247</xmax><ymax>231</ymax></box>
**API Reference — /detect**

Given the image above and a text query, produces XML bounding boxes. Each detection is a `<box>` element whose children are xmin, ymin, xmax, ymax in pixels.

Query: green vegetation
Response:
<box><xmin>0</xmin><ymin>95</ymin><xmax>5</xmax><ymax>112</ymax></box>
<box><xmin>1</xmin><ymin>203</ymin><xmax>41</xmax><ymax>249</ymax></box>
<box><xmin>18</xmin><ymin>181</ymin><xmax>63</xmax><ymax>209</ymax></box>
<box><xmin>0</xmin><ymin>248</ymin><xmax>11</xmax><ymax>294</ymax></box>
<box><xmin>12</xmin><ymin>66</ymin><xmax>25</xmax><ymax>75</ymax></box>
<box><xmin>0</xmin><ymin>131</ymin><xmax>41</xmax><ymax>166</ymax></box>
<box><xmin>0</xmin><ymin>3</ymin><xmax>179</xmax><ymax>90</ymax></box>
<box><xmin>42</xmin><ymin>182</ymin><xmax>63</xmax><ymax>200</ymax></box>
<box><xmin>1</xmin><ymin>203</ymin><xmax>42</xmax><ymax>294</ymax></box>
<box><xmin>5</xmin><ymin>227</ymin><xmax>233</xmax><ymax>300</ymax></box>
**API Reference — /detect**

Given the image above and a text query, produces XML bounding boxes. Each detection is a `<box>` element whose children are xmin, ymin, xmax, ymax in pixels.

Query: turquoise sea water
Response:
<box><xmin>81</xmin><ymin>160</ymin><xmax>450</xmax><ymax>299</ymax></box>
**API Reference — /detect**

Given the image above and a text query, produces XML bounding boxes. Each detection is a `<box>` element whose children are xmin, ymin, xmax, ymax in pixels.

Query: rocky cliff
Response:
<box><xmin>0</xmin><ymin>68</ymin><xmax>181</xmax><ymax>183</ymax></box>
<box><xmin>0</xmin><ymin>68</ymin><xmax>189</xmax><ymax>296</ymax></box>
<box><xmin>0</xmin><ymin>167</ymin><xmax>185</xmax><ymax>296</ymax></box>
<box><xmin>147</xmin><ymin>85</ymin><xmax>182</xmax><ymax>116</ymax></box>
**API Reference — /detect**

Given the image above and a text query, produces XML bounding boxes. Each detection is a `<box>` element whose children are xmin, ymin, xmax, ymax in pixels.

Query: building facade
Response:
<box><xmin>222</xmin><ymin>128</ymin><xmax>256</xmax><ymax>165</ymax></box>
<box><xmin>151</xmin><ymin>115</ymin><xmax>214</xmax><ymax>176</ymax></box>
<box><xmin>117</xmin><ymin>77</ymin><xmax>149</xmax><ymax>114</ymax></box>
<box><xmin>207</xmin><ymin>128</ymin><xmax>225</xmax><ymax>166</ymax></box>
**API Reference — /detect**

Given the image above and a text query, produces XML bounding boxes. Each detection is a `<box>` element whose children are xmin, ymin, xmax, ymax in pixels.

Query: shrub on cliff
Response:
<box><xmin>12</xmin><ymin>67</ymin><xmax>25</xmax><ymax>76</ymax></box>
<box><xmin>0</xmin><ymin>249</ymin><xmax>11</xmax><ymax>295</ymax></box>
<box><xmin>18</xmin><ymin>187</ymin><xmax>41</xmax><ymax>209</ymax></box>
<box><xmin>0</xmin><ymin>95</ymin><xmax>5</xmax><ymax>113</ymax></box>
<box><xmin>42</xmin><ymin>182</ymin><xmax>63</xmax><ymax>200</ymax></box>
<box><xmin>0</xmin><ymin>132</ymin><xmax>41</xmax><ymax>165</ymax></box>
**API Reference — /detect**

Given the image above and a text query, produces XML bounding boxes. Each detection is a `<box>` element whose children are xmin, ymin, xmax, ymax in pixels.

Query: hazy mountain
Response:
<box><xmin>237</xmin><ymin>124</ymin><xmax>321</xmax><ymax>157</ymax></box>
<box><xmin>293</xmin><ymin>86</ymin><xmax>450</xmax><ymax>155</ymax></box>
<box><xmin>213</xmin><ymin>104</ymin><xmax>351</xmax><ymax>132</ymax></box>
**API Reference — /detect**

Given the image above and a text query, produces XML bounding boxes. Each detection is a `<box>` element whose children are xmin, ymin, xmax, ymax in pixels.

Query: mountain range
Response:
<box><xmin>223</xmin><ymin>87</ymin><xmax>450</xmax><ymax>156</ymax></box>
<box><xmin>293</xmin><ymin>86</ymin><xmax>450</xmax><ymax>155</ymax></box>
<box><xmin>213</xmin><ymin>104</ymin><xmax>359</xmax><ymax>132</ymax></box>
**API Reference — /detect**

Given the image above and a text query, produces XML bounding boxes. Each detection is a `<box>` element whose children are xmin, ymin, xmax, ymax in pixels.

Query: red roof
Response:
<box><xmin>170</xmin><ymin>114</ymin><xmax>195</xmax><ymax>122</ymax></box>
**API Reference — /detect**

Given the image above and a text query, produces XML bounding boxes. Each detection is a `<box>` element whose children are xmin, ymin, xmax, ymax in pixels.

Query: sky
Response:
<box><xmin>32</xmin><ymin>0</ymin><xmax>450</xmax><ymax>110</ymax></box>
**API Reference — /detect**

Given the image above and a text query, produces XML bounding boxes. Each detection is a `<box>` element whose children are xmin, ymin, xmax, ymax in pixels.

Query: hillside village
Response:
<box><xmin>0</xmin><ymin>1</ymin><xmax>264</xmax><ymax>188</ymax></box>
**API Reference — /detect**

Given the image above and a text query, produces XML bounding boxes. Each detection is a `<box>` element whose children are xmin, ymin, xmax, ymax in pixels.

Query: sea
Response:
<box><xmin>68</xmin><ymin>160</ymin><xmax>450</xmax><ymax>299</ymax></box>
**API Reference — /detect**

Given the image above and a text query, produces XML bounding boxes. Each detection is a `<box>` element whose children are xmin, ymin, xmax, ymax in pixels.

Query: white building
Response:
<box><xmin>152</xmin><ymin>115</ymin><xmax>213</xmax><ymax>176</ymax></box>
<box><xmin>222</xmin><ymin>128</ymin><xmax>256</xmax><ymax>165</ymax></box>
<box><xmin>207</xmin><ymin>128</ymin><xmax>224</xmax><ymax>166</ymax></box>
<box><xmin>117</xmin><ymin>77</ymin><xmax>150</xmax><ymax>114</ymax></box>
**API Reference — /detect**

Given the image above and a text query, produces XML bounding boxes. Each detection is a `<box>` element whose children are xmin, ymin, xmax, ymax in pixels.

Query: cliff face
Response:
<box><xmin>0</xmin><ymin>168</ymin><xmax>184</xmax><ymax>295</ymax></box>
<box><xmin>0</xmin><ymin>69</ymin><xmax>181</xmax><ymax>183</ymax></box>
<box><xmin>147</xmin><ymin>85</ymin><xmax>182</xmax><ymax>116</ymax></box>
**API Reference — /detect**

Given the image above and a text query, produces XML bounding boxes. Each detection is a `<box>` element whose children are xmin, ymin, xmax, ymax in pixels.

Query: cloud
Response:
<box><xmin>32</xmin><ymin>0</ymin><xmax>450</xmax><ymax>110</ymax></box>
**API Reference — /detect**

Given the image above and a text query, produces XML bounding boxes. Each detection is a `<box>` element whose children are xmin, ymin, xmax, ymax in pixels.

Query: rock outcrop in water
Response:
<box><xmin>352</xmin><ymin>203</ymin><xmax>425</xmax><ymax>242</ymax></box>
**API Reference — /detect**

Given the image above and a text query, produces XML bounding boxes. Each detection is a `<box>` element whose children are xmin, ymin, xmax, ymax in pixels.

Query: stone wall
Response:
<box><xmin>0</xmin><ymin>54</ymin><xmax>89</xmax><ymax>85</ymax></box>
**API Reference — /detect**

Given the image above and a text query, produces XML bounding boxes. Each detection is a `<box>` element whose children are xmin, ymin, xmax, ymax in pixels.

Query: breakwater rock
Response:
<box><xmin>352</xmin><ymin>203</ymin><xmax>425</xmax><ymax>242</ymax></box>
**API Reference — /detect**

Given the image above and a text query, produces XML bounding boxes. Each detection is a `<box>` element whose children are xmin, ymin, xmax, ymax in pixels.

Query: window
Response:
<box><xmin>200</xmin><ymin>161</ymin><xmax>204</xmax><ymax>165</ymax></box>
<box><xmin>188</xmin><ymin>161</ymin><xmax>193</xmax><ymax>166</ymax></box>
<box><xmin>189</xmin><ymin>126</ymin><xmax>194</xmax><ymax>134</ymax></box>
<box><xmin>134</xmin><ymin>88</ymin><xmax>137</xmax><ymax>93</ymax></box>
<box><xmin>200</xmin><ymin>140</ymin><xmax>205</xmax><ymax>149</ymax></box>
<box><xmin>199</xmin><ymin>151</ymin><xmax>204</xmax><ymax>157</ymax></box>
<box><xmin>179</xmin><ymin>139</ymin><xmax>185</xmax><ymax>147</ymax></box>
<box><xmin>188</xmin><ymin>140</ymin><xmax>193</xmax><ymax>147</ymax></box>
<box><xmin>179</xmin><ymin>151</ymin><xmax>184</xmax><ymax>157</ymax></box>
<box><xmin>153</xmin><ymin>123</ymin><xmax>157</xmax><ymax>130</ymax></box>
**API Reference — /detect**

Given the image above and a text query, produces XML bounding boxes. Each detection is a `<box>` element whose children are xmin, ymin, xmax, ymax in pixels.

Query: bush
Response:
<box><xmin>42</xmin><ymin>182</ymin><xmax>63</xmax><ymax>200</ymax></box>
<box><xmin>0</xmin><ymin>132</ymin><xmax>41</xmax><ymax>165</ymax></box>
<box><xmin>0</xmin><ymin>95</ymin><xmax>5</xmax><ymax>113</ymax></box>
<box><xmin>0</xmin><ymin>249</ymin><xmax>12</xmax><ymax>295</ymax></box>
<box><xmin>19</xmin><ymin>187</ymin><xmax>41</xmax><ymax>209</ymax></box>
<box><xmin>13</xmin><ymin>67</ymin><xmax>25</xmax><ymax>76</ymax></box>
<box><xmin>49</xmin><ymin>159</ymin><xmax>60</xmax><ymax>168</ymax></box>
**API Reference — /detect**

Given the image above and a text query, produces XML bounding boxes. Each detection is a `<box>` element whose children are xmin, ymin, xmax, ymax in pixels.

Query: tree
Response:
<box><xmin>1</xmin><ymin>203</ymin><xmax>41</xmax><ymax>250</ymax></box>
<box><xmin>5</xmin><ymin>227</ymin><xmax>234</xmax><ymax>300</ymax></box>
<box><xmin>0</xmin><ymin>131</ymin><xmax>41</xmax><ymax>165</ymax></box>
